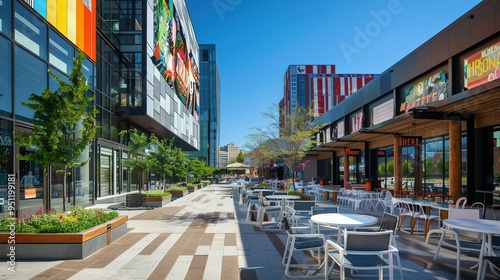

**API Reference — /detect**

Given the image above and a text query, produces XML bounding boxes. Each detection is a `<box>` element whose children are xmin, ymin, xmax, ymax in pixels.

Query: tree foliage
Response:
<box><xmin>235</xmin><ymin>151</ymin><xmax>245</xmax><ymax>163</ymax></box>
<box><xmin>253</xmin><ymin>104</ymin><xmax>320</xmax><ymax>181</ymax></box>
<box><xmin>119</xmin><ymin>129</ymin><xmax>152</xmax><ymax>193</ymax></box>
<box><xmin>15</xmin><ymin>53</ymin><xmax>97</xmax><ymax>211</ymax></box>
<box><xmin>244</xmin><ymin>133</ymin><xmax>275</xmax><ymax>180</ymax></box>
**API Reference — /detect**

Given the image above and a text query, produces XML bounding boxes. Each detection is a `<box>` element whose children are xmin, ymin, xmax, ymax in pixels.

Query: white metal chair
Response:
<box><xmin>325</xmin><ymin>230</ymin><xmax>398</xmax><ymax>280</ymax></box>
<box><xmin>245</xmin><ymin>197</ymin><xmax>261</xmax><ymax>221</ymax></box>
<box><xmin>455</xmin><ymin>196</ymin><xmax>467</xmax><ymax>208</ymax></box>
<box><xmin>470</xmin><ymin>201</ymin><xmax>486</xmax><ymax>219</ymax></box>
<box><xmin>354</xmin><ymin>212</ymin><xmax>404</xmax><ymax>279</ymax></box>
<box><xmin>425</xmin><ymin>207</ymin><xmax>481</xmax><ymax>280</ymax></box>
<box><xmin>282</xmin><ymin>212</ymin><xmax>326</xmax><ymax>278</ymax></box>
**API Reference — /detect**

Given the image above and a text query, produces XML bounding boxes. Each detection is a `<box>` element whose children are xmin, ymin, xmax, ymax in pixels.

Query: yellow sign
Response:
<box><xmin>25</xmin><ymin>188</ymin><xmax>36</xmax><ymax>199</ymax></box>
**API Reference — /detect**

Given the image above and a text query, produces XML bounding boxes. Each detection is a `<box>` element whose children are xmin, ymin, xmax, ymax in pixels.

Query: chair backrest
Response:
<box><xmin>470</xmin><ymin>202</ymin><xmax>485</xmax><ymax>219</ymax></box>
<box><xmin>311</xmin><ymin>206</ymin><xmax>339</xmax><ymax>215</ymax></box>
<box><xmin>344</xmin><ymin>231</ymin><xmax>392</xmax><ymax>251</ymax></box>
<box><xmin>456</xmin><ymin>196</ymin><xmax>467</xmax><ymax>208</ymax></box>
<box><xmin>292</xmin><ymin>200</ymin><xmax>316</xmax><ymax>211</ymax></box>
<box><xmin>261</xmin><ymin>190</ymin><xmax>275</xmax><ymax>198</ymax></box>
<box><xmin>379</xmin><ymin>212</ymin><xmax>399</xmax><ymax>233</ymax></box>
<box><xmin>448</xmin><ymin>207</ymin><xmax>480</xmax><ymax>219</ymax></box>
<box><xmin>282</xmin><ymin>212</ymin><xmax>293</xmax><ymax>235</ymax></box>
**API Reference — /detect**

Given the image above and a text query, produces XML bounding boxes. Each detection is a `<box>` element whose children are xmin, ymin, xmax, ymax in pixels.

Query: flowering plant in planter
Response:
<box><xmin>0</xmin><ymin>206</ymin><xmax>119</xmax><ymax>233</ymax></box>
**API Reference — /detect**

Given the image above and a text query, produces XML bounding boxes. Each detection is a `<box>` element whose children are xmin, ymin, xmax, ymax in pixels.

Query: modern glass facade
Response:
<box><xmin>0</xmin><ymin>0</ymin><xmax>200</xmax><ymax>218</ymax></box>
<box><xmin>187</xmin><ymin>44</ymin><xmax>220</xmax><ymax>167</ymax></box>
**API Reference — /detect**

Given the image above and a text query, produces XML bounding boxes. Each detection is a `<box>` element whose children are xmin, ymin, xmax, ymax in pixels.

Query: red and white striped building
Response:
<box><xmin>282</xmin><ymin>65</ymin><xmax>377</xmax><ymax>116</ymax></box>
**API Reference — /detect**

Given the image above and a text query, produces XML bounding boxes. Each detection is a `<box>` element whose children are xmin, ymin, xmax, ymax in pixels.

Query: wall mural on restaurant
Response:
<box><xmin>151</xmin><ymin>0</ymin><xmax>199</xmax><ymax>119</ymax></box>
<box><xmin>399</xmin><ymin>71</ymin><xmax>448</xmax><ymax>113</ymax></box>
<box><xmin>464</xmin><ymin>40</ymin><xmax>500</xmax><ymax>90</ymax></box>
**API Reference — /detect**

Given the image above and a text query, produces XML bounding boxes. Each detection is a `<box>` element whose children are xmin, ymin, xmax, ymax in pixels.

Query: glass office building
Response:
<box><xmin>0</xmin><ymin>0</ymin><xmax>200</xmax><ymax>217</ymax></box>
<box><xmin>186</xmin><ymin>44</ymin><xmax>220</xmax><ymax>167</ymax></box>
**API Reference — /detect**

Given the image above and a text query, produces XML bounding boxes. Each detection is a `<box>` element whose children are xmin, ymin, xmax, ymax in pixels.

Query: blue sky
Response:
<box><xmin>185</xmin><ymin>0</ymin><xmax>482</xmax><ymax>149</ymax></box>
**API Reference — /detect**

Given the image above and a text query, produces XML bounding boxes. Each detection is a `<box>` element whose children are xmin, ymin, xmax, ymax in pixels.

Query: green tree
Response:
<box><xmin>120</xmin><ymin>129</ymin><xmax>153</xmax><ymax>193</ymax></box>
<box><xmin>378</xmin><ymin>162</ymin><xmax>386</xmax><ymax>176</ymax></box>
<box><xmin>235</xmin><ymin>151</ymin><xmax>245</xmax><ymax>163</ymax></box>
<box><xmin>170</xmin><ymin>147</ymin><xmax>188</xmax><ymax>182</ymax></box>
<box><xmin>255</xmin><ymin>104</ymin><xmax>320</xmax><ymax>183</ymax></box>
<box><xmin>244</xmin><ymin>133</ymin><xmax>275</xmax><ymax>180</ymax></box>
<box><xmin>149</xmin><ymin>135</ymin><xmax>176</xmax><ymax>191</ymax></box>
<box><xmin>425</xmin><ymin>157</ymin><xmax>435</xmax><ymax>174</ymax></box>
<box><xmin>402</xmin><ymin>159</ymin><xmax>414</xmax><ymax>174</ymax></box>
<box><xmin>15</xmin><ymin>53</ymin><xmax>98</xmax><ymax>212</ymax></box>
<box><xmin>187</xmin><ymin>158</ymin><xmax>206</xmax><ymax>183</ymax></box>
<box><xmin>436</xmin><ymin>156</ymin><xmax>449</xmax><ymax>174</ymax></box>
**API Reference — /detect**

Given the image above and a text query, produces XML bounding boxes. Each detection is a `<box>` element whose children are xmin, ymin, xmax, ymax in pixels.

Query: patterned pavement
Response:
<box><xmin>0</xmin><ymin>183</ymin><xmax>498</xmax><ymax>279</ymax></box>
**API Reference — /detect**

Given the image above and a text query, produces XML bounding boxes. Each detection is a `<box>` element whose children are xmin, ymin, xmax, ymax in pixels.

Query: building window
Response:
<box><xmin>15</xmin><ymin>46</ymin><xmax>47</xmax><ymax>120</ymax></box>
<box><xmin>14</xmin><ymin>1</ymin><xmax>47</xmax><ymax>58</ymax></box>
<box><xmin>202</xmin><ymin>49</ymin><xmax>209</xmax><ymax>61</ymax></box>
<box><xmin>0</xmin><ymin>37</ymin><xmax>12</xmax><ymax>116</ymax></box>
<box><xmin>49</xmin><ymin>29</ymin><xmax>73</xmax><ymax>74</ymax></box>
<box><xmin>0</xmin><ymin>0</ymin><xmax>12</xmax><ymax>36</ymax></box>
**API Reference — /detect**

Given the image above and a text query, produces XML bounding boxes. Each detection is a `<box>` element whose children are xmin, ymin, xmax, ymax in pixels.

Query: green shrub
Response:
<box><xmin>0</xmin><ymin>206</ymin><xmax>119</xmax><ymax>233</ymax></box>
<box><xmin>143</xmin><ymin>190</ymin><xmax>171</xmax><ymax>198</ymax></box>
<box><xmin>167</xmin><ymin>186</ymin><xmax>188</xmax><ymax>192</ymax></box>
<box><xmin>287</xmin><ymin>190</ymin><xmax>312</xmax><ymax>200</ymax></box>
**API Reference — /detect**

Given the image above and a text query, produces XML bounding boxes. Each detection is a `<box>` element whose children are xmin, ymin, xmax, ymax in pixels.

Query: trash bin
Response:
<box><xmin>366</xmin><ymin>180</ymin><xmax>372</xmax><ymax>191</ymax></box>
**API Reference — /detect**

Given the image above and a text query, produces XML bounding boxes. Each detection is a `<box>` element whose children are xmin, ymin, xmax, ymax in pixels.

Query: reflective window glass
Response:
<box><xmin>0</xmin><ymin>36</ymin><xmax>12</xmax><ymax>116</ymax></box>
<box><xmin>15</xmin><ymin>46</ymin><xmax>47</xmax><ymax>120</ymax></box>
<box><xmin>49</xmin><ymin>67</ymin><xmax>69</xmax><ymax>92</ymax></box>
<box><xmin>0</xmin><ymin>0</ymin><xmax>12</xmax><ymax>36</ymax></box>
<box><xmin>14</xmin><ymin>1</ymin><xmax>47</xmax><ymax>58</ymax></box>
<box><xmin>49</xmin><ymin>29</ymin><xmax>73</xmax><ymax>74</ymax></box>
<box><xmin>82</xmin><ymin>56</ymin><xmax>95</xmax><ymax>90</ymax></box>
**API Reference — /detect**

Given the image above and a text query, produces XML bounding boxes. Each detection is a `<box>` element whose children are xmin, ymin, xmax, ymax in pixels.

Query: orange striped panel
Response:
<box><xmin>84</xmin><ymin>3</ymin><xmax>91</xmax><ymax>56</ymax></box>
<box><xmin>90</xmin><ymin>0</ymin><xmax>96</xmax><ymax>61</ymax></box>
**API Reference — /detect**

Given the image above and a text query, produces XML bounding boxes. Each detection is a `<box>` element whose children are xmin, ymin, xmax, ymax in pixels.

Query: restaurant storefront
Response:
<box><xmin>309</xmin><ymin>0</ymin><xmax>500</xmax><ymax>205</ymax></box>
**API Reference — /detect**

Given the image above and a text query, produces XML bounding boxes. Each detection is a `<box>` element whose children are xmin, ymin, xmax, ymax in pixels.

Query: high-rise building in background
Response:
<box><xmin>0</xmin><ymin>0</ymin><xmax>200</xmax><ymax>217</ymax></box>
<box><xmin>218</xmin><ymin>143</ymin><xmax>240</xmax><ymax>167</ymax></box>
<box><xmin>217</xmin><ymin>148</ymin><xmax>228</xmax><ymax>169</ymax></box>
<box><xmin>186</xmin><ymin>44</ymin><xmax>220</xmax><ymax>167</ymax></box>
<box><xmin>281</xmin><ymin>65</ymin><xmax>378</xmax><ymax>117</ymax></box>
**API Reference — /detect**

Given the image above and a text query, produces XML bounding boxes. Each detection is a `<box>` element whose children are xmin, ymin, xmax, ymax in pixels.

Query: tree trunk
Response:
<box><xmin>62</xmin><ymin>170</ymin><xmax>67</xmax><ymax>211</ymax></box>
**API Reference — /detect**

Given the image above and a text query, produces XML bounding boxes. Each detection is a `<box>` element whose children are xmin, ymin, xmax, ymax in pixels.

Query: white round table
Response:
<box><xmin>310</xmin><ymin>213</ymin><xmax>378</xmax><ymax>244</ymax></box>
<box><xmin>265</xmin><ymin>195</ymin><xmax>301</xmax><ymax>212</ymax></box>
<box><xmin>442</xmin><ymin>219</ymin><xmax>500</xmax><ymax>280</ymax></box>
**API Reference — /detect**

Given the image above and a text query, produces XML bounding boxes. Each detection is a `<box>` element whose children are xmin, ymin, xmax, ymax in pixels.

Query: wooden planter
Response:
<box><xmin>144</xmin><ymin>194</ymin><xmax>172</xmax><ymax>207</ymax></box>
<box><xmin>170</xmin><ymin>190</ymin><xmax>188</xmax><ymax>199</ymax></box>
<box><xmin>187</xmin><ymin>186</ymin><xmax>199</xmax><ymax>193</ymax></box>
<box><xmin>0</xmin><ymin>215</ymin><xmax>128</xmax><ymax>260</ymax></box>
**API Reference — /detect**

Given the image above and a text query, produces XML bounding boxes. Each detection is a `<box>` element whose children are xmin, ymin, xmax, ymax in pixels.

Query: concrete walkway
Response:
<box><xmin>0</xmin><ymin>183</ymin><xmax>498</xmax><ymax>279</ymax></box>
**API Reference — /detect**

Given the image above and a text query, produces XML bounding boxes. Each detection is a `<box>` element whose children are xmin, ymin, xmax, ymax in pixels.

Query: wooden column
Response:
<box><xmin>449</xmin><ymin>120</ymin><xmax>462</xmax><ymax>202</ymax></box>
<box><xmin>394</xmin><ymin>135</ymin><xmax>402</xmax><ymax>193</ymax></box>
<box><xmin>344</xmin><ymin>153</ymin><xmax>349</xmax><ymax>188</ymax></box>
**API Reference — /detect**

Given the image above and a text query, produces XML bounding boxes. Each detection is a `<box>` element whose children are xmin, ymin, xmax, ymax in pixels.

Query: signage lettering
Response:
<box><xmin>0</xmin><ymin>135</ymin><xmax>12</xmax><ymax>146</ymax></box>
<box><xmin>345</xmin><ymin>148</ymin><xmax>361</xmax><ymax>156</ymax></box>
<box><xmin>377</xmin><ymin>150</ymin><xmax>386</xmax><ymax>157</ymax></box>
<box><xmin>401</xmin><ymin>136</ymin><xmax>422</xmax><ymax>146</ymax></box>
<box><xmin>399</xmin><ymin>71</ymin><xmax>448</xmax><ymax>113</ymax></box>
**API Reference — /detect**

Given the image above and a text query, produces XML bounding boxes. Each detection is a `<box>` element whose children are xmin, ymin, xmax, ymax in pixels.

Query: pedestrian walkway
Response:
<box><xmin>0</xmin><ymin>183</ymin><xmax>498</xmax><ymax>279</ymax></box>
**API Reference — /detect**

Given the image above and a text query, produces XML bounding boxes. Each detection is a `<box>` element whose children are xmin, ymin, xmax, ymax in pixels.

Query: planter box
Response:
<box><xmin>187</xmin><ymin>186</ymin><xmax>199</xmax><ymax>193</ymax></box>
<box><xmin>170</xmin><ymin>190</ymin><xmax>188</xmax><ymax>199</ymax></box>
<box><xmin>0</xmin><ymin>215</ymin><xmax>128</xmax><ymax>260</ymax></box>
<box><xmin>126</xmin><ymin>193</ymin><xmax>145</xmax><ymax>207</ymax></box>
<box><xmin>144</xmin><ymin>194</ymin><xmax>172</xmax><ymax>207</ymax></box>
